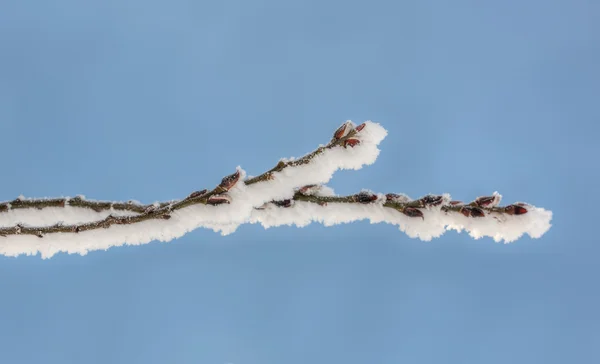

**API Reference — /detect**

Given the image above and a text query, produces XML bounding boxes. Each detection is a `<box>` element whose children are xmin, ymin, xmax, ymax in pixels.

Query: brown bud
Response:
<box><xmin>474</xmin><ymin>195</ymin><xmax>500</xmax><ymax>208</ymax></box>
<box><xmin>0</xmin><ymin>205</ymin><xmax>7</xmax><ymax>213</ymax></box>
<box><xmin>273</xmin><ymin>199</ymin><xmax>292</xmax><ymax>208</ymax></box>
<box><xmin>344</xmin><ymin>138</ymin><xmax>360</xmax><ymax>148</ymax></box>
<box><xmin>207</xmin><ymin>194</ymin><xmax>231</xmax><ymax>205</ymax></box>
<box><xmin>403</xmin><ymin>207</ymin><xmax>424</xmax><ymax>219</ymax></box>
<box><xmin>219</xmin><ymin>170</ymin><xmax>241</xmax><ymax>192</ymax></box>
<box><xmin>460</xmin><ymin>206</ymin><xmax>485</xmax><ymax>217</ymax></box>
<box><xmin>355</xmin><ymin>123</ymin><xmax>366</xmax><ymax>132</ymax></box>
<box><xmin>355</xmin><ymin>192</ymin><xmax>378</xmax><ymax>204</ymax></box>
<box><xmin>386</xmin><ymin>193</ymin><xmax>411</xmax><ymax>203</ymax></box>
<box><xmin>188</xmin><ymin>189</ymin><xmax>208</xmax><ymax>199</ymax></box>
<box><xmin>504</xmin><ymin>204</ymin><xmax>528</xmax><ymax>215</ymax></box>
<box><xmin>449</xmin><ymin>200</ymin><xmax>463</xmax><ymax>206</ymax></box>
<box><xmin>419</xmin><ymin>195</ymin><xmax>444</xmax><ymax>207</ymax></box>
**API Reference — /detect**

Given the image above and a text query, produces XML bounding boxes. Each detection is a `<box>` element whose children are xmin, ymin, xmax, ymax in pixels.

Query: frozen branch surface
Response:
<box><xmin>0</xmin><ymin>121</ymin><xmax>552</xmax><ymax>259</ymax></box>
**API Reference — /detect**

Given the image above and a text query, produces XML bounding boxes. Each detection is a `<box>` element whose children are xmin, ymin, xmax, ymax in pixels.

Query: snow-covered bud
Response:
<box><xmin>273</xmin><ymin>199</ymin><xmax>293</xmax><ymax>208</ymax></box>
<box><xmin>504</xmin><ymin>204</ymin><xmax>528</xmax><ymax>215</ymax></box>
<box><xmin>460</xmin><ymin>206</ymin><xmax>485</xmax><ymax>217</ymax></box>
<box><xmin>219</xmin><ymin>170</ymin><xmax>241</xmax><ymax>192</ymax></box>
<box><xmin>207</xmin><ymin>194</ymin><xmax>231</xmax><ymax>205</ymax></box>
<box><xmin>343</xmin><ymin>138</ymin><xmax>360</xmax><ymax>148</ymax></box>
<box><xmin>474</xmin><ymin>194</ymin><xmax>501</xmax><ymax>208</ymax></box>
<box><xmin>354</xmin><ymin>191</ymin><xmax>378</xmax><ymax>204</ymax></box>
<box><xmin>419</xmin><ymin>195</ymin><xmax>444</xmax><ymax>207</ymax></box>
<box><xmin>355</xmin><ymin>123</ymin><xmax>366</xmax><ymax>132</ymax></box>
<box><xmin>298</xmin><ymin>184</ymin><xmax>320</xmax><ymax>196</ymax></box>
<box><xmin>403</xmin><ymin>207</ymin><xmax>424</xmax><ymax>219</ymax></box>
<box><xmin>332</xmin><ymin>121</ymin><xmax>354</xmax><ymax>140</ymax></box>
<box><xmin>144</xmin><ymin>205</ymin><xmax>158</xmax><ymax>214</ymax></box>
<box><xmin>386</xmin><ymin>193</ymin><xmax>411</xmax><ymax>203</ymax></box>
<box><xmin>449</xmin><ymin>200</ymin><xmax>463</xmax><ymax>206</ymax></box>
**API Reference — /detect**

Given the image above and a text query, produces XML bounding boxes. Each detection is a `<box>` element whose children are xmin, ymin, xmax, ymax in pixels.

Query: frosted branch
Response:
<box><xmin>0</xmin><ymin>120</ymin><xmax>552</xmax><ymax>259</ymax></box>
<box><xmin>251</xmin><ymin>189</ymin><xmax>551</xmax><ymax>243</ymax></box>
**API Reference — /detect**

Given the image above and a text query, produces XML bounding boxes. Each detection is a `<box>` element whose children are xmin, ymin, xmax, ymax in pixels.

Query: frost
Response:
<box><xmin>0</xmin><ymin>120</ymin><xmax>552</xmax><ymax>259</ymax></box>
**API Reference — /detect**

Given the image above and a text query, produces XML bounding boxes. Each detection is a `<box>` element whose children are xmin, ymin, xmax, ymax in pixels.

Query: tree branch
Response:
<box><xmin>0</xmin><ymin>122</ymin><xmax>367</xmax><ymax>238</ymax></box>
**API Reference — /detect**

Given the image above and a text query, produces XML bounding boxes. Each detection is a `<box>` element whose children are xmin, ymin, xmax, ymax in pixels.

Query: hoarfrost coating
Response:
<box><xmin>0</xmin><ymin>121</ymin><xmax>552</xmax><ymax>259</ymax></box>
<box><xmin>0</xmin><ymin>121</ymin><xmax>390</xmax><ymax>258</ymax></box>
<box><xmin>249</xmin><ymin>196</ymin><xmax>552</xmax><ymax>243</ymax></box>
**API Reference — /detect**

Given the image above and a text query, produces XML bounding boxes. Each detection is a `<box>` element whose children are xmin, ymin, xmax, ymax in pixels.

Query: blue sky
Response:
<box><xmin>0</xmin><ymin>0</ymin><xmax>598</xmax><ymax>363</ymax></box>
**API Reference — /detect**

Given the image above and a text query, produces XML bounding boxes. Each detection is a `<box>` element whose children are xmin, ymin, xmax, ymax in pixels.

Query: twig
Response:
<box><xmin>278</xmin><ymin>190</ymin><xmax>530</xmax><ymax>219</ymax></box>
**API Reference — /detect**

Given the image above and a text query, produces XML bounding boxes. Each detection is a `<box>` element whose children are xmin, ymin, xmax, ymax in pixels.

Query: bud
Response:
<box><xmin>449</xmin><ymin>200</ymin><xmax>463</xmax><ymax>206</ymax></box>
<box><xmin>355</xmin><ymin>123</ymin><xmax>366</xmax><ymax>132</ymax></box>
<box><xmin>188</xmin><ymin>189</ymin><xmax>208</xmax><ymax>199</ymax></box>
<box><xmin>298</xmin><ymin>184</ymin><xmax>320</xmax><ymax>196</ymax></box>
<box><xmin>474</xmin><ymin>194</ymin><xmax>501</xmax><ymax>208</ymax></box>
<box><xmin>403</xmin><ymin>207</ymin><xmax>424</xmax><ymax>219</ymax></box>
<box><xmin>386</xmin><ymin>193</ymin><xmax>411</xmax><ymax>203</ymax></box>
<box><xmin>355</xmin><ymin>191</ymin><xmax>378</xmax><ymax>204</ymax></box>
<box><xmin>219</xmin><ymin>170</ymin><xmax>241</xmax><ymax>192</ymax></box>
<box><xmin>419</xmin><ymin>195</ymin><xmax>444</xmax><ymax>207</ymax></box>
<box><xmin>460</xmin><ymin>206</ymin><xmax>485</xmax><ymax>217</ymax></box>
<box><xmin>207</xmin><ymin>194</ymin><xmax>232</xmax><ymax>205</ymax></box>
<box><xmin>344</xmin><ymin>138</ymin><xmax>360</xmax><ymax>148</ymax></box>
<box><xmin>504</xmin><ymin>204</ymin><xmax>528</xmax><ymax>215</ymax></box>
<box><xmin>333</xmin><ymin>121</ymin><xmax>353</xmax><ymax>140</ymax></box>
<box><xmin>273</xmin><ymin>199</ymin><xmax>292</xmax><ymax>208</ymax></box>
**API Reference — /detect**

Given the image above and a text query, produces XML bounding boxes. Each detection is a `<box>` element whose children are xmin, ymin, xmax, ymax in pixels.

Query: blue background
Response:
<box><xmin>1</xmin><ymin>0</ymin><xmax>598</xmax><ymax>363</ymax></box>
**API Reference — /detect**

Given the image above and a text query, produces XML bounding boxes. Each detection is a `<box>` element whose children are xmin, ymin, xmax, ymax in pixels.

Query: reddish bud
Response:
<box><xmin>355</xmin><ymin>123</ymin><xmax>366</xmax><ymax>132</ymax></box>
<box><xmin>207</xmin><ymin>194</ymin><xmax>231</xmax><ymax>205</ymax></box>
<box><xmin>504</xmin><ymin>204</ymin><xmax>528</xmax><ymax>215</ymax></box>
<box><xmin>460</xmin><ymin>206</ymin><xmax>485</xmax><ymax>217</ymax></box>
<box><xmin>344</xmin><ymin>138</ymin><xmax>360</xmax><ymax>148</ymax></box>
<box><xmin>333</xmin><ymin>122</ymin><xmax>353</xmax><ymax>140</ymax></box>
<box><xmin>449</xmin><ymin>200</ymin><xmax>463</xmax><ymax>206</ymax></box>
<box><xmin>355</xmin><ymin>192</ymin><xmax>378</xmax><ymax>204</ymax></box>
<box><xmin>219</xmin><ymin>170</ymin><xmax>241</xmax><ymax>192</ymax></box>
<box><xmin>403</xmin><ymin>207</ymin><xmax>424</xmax><ymax>219</ymax></box>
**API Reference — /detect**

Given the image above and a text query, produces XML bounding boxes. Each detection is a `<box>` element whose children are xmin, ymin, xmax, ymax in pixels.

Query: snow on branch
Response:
<box><xmin>251</xmin><ymin>189</ymin><xmax>552</xmax><ymax>243</ymax></box>
<box><xmin>0</xmin><ymin>121</ymin><xmax>552</xmax><ymax>259</ymax></box>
